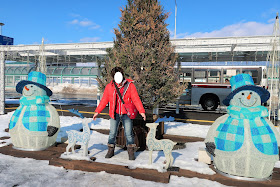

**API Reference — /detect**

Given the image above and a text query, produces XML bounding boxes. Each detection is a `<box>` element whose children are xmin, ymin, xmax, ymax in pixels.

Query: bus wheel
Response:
<box><xmin>201</xmin><ymin>96</ymin><xmax>218</xmax><ymax>111</ymax></box>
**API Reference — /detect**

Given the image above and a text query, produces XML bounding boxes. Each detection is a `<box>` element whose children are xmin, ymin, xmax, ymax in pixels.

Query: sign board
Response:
<box><xmin>0</xmin><ymin>35</ymin><xmax>14</xmax><ymax>45</ymax></box>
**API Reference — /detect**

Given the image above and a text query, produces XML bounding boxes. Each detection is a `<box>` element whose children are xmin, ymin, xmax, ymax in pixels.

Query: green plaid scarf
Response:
<box><xmin>9</xmin><ymin>96</ymin><xmax>50</xmax><ymax>131</ymax></box>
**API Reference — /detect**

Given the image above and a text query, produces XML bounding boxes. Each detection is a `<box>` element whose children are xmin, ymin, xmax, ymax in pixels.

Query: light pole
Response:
<box><xmin>174</xmin><ymin>0</ymin><xmax>177</xmax><ymax>39</ymax></box>
<box><xmin>175</xmin><ymin>0</ymin><xmax>180</xmax><ymax>114</ymax></box>
<box><xmin>0</xmin><ymin>23</ymin><xmax>4</xmax><ymax>35</ymax></box>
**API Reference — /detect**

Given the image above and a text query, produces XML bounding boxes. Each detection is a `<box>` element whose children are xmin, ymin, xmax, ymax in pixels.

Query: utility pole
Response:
<box><xmin>0</xmin><ymin>48</ymin><xmax>5</xmax><ymax>115</ymax></box>
<box><xmin>0</xmin><ymin>23</ymin><xmax>6</xmax><ymax>114</ymax></box>
<box><xmin>174</xmin><ymin>0</ymin><xmax>177</xmax><ymax>39</ymax></box>
<box><xmin>175</xmin><ymin>0</ymin><xmax>180</xmax><ymax>114</ymax></box>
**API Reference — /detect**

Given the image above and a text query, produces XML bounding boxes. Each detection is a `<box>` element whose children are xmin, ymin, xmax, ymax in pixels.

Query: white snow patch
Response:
<box><xmin>165</xmin><ymin>122</ymin><xmax>211</xmax><ymax>138</ymax></box>
<box><xmin>0</xmin><ymin>153</ymin><xmax>228</xmax><ymax>187</ymax></box>
<box><xmin>48</xmin><ymin>83</ymin><xmax>97</xmax><ymax>95</ymax></box>
<box><xmin>61</xmin><ymin>152</ymin><xmax>92</xmax><ymax>161</ymax></box>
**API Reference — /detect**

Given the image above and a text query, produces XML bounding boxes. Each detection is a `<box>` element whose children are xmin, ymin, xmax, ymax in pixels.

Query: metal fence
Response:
<box><xmin>5</xmin><ymin>66</ymin><xmax>99</xmax><ymax>87</ymax></box>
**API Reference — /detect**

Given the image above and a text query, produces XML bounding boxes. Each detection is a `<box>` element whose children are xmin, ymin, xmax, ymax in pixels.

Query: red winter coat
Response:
<box><xmin>95</xmin><ymin>79</ymin><xmax>145</xmax><ymax>119</ymax></box>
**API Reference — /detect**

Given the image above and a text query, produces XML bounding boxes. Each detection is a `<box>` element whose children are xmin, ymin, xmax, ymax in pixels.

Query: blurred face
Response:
<box><xmin>114</xmin><ymin>72</ymin><xmax>123</xmax><ymax>84</ymax></box>
<box><xmin>22</xmin><ymin>84</ymin><xmax>46</xmax><ymax>97</ymax></box>
<box><xmin>230</xmin><ymin>90</ymin><xmax>261</xmax><ymax>107</ymax></box>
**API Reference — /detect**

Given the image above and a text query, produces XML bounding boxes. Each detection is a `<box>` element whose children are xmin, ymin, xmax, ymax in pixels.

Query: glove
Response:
<box><xmin>205</xmin><ymin>142</ymin><xmax>216</xmax><ymax>157</ymax></box>
<box><xmin>47</xmin><ymin>126</ymin><xmax>59</xmax><ymax>137</ymax></box>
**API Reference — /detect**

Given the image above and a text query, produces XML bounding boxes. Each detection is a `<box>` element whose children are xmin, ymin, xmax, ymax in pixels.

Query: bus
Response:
<box><xmin>178</xmin><ymin>65</ymin><xmax>267</xmax><ymax>110</ymax></box>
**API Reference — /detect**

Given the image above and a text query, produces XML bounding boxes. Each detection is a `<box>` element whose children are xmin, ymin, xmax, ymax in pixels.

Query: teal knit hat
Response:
<box><xmin>16</xmin><ymin>71</ymin><xmax>52</xmax><ymax>96</ymax></box>
<box><xmin>223</xmin><ymin>74</ymin><xmax>269</xmax><ymax>106</ymax></box>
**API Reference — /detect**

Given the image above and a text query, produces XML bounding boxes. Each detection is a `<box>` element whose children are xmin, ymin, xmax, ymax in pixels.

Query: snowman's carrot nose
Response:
<box><xmin>247</xmin><ymin>94</ymin><xmax>251</xmax><ymax>100</ymax></box>
<box><xmin>24</xmin><ymin>86</ymin><xmax>29</xmax><ymax>91</ymax></box>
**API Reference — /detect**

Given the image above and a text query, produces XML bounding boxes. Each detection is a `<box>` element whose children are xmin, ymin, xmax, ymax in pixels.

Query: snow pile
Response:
<box><xmin>61</xmin><ymin>152</ymin><xmax>92</xmax><ymax>161</ymax></box>
<box><xmin>90</xmin><ymin>118</ymin><xmax>110</xmax><ymax>129</ymax></box>
<box><xmin>165</xmin><ymin>122</ymin><xmax>210</xmax><ymax>138</ymax></box>
<box><xmin>48</xmin><ymin>83</ymin><xmax>97</xmax><ymax>95</ymax></box>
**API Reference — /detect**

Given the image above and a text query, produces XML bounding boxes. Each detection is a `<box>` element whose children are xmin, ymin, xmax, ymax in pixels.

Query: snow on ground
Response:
<box><xmin>58</xmin><ymin>116</ymin><xmax>215</xmax><ymax>175</ymax></box>
<box><xmin>165</xmin><ymin>121</ymin><xmax>210</xmax><ymax>138</ymax></box>
<box><xmin>48</xmin><ymin>83</ymin><xmax>97</xmax><ymax>95</ymax></box>
<box><xmin>0</xmin><ymin>111</ymin><xmax>278</xmax><ymax>186</ymax></box>
<box><xmin>0</xmin><ymin>154</ymin><xmax>226</xmax><ymax>187</ymax></box>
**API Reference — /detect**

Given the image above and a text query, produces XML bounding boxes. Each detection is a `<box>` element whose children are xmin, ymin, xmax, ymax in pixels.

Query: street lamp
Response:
<box><xmin>174</xmin><ymin>0</ymin><xmax>177</xmax><ymax>39</ymax></box>
<box><xmin>0</xmin><ymin>23</ymin><xmax>4</xmax><ymax>35</ymax></box>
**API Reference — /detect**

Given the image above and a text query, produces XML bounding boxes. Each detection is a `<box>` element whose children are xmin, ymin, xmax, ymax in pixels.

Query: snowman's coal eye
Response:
<box><xmin>242</xmin><ymin>93</ymin><xmax>244</xmax><ymax>95</ymax></box>
<box><xmin>250</xmin><ymin>92</ymin><xmax>252</xmax><ymax>95</ymax></box>
<box><xmin>31</xmin><ymin>86</ymin><xmax>33</xmax><ymax>88</ymax></box>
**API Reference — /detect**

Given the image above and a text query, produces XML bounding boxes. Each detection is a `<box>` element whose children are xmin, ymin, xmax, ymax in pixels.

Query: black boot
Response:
<box><xmin>127</xmin><ymin>144</ymin><xmax>136</xmax><ymax>160</ymax></box>
<box><xmin>105</xmin><ymin>144</ymin><xmax>115</xmax><ymax>158</ymax></box>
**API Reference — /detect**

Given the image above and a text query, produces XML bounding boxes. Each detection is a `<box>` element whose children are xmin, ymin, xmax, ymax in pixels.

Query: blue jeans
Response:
<box><xmin>108</xmin><ymin>114</ymin><xmax>134</xmax><ymax>145</ymax></box>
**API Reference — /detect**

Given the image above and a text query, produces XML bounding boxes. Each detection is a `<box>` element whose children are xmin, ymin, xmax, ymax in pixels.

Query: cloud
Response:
<box><xmin>69</xmin><ymin>19</ymin><xmax>79</xmax><ymax>24</ymax></box>
<box><xmin>90</xmin><ymin>25</ymin><xmax>101</xmax><ymax>30</ymax></box>
<box><xmin>69</xmin><ymin>13</ymin><xmax>81</xmax><ymax>18</ymax></box>
<box><xmin>69</xmin><ymin>18</ymin><xmax>100</xmax><ymax>29</ymax></box>
<box><xmin>80</xmin><ymin>19</ymin><xmax>94</xmax><ymax>27</ymax></box>
<box><xmin>79</xmin><ymin>37</ymin><xmax>100</xmax><ymax>42</ymax></box>
<box><xmin>173</xmin><ymin>20</ymin><xmax>274</xmax><ymax>39</ymax></box>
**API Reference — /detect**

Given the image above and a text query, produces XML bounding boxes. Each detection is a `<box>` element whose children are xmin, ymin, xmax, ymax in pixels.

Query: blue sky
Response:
<box><xmin>0</xmin><ymin>0</ymin><xmax>279</xmax><ymax>45</ymax></box>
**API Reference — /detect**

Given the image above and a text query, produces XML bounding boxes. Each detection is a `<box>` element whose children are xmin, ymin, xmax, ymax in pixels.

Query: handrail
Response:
<box><xmin>4</xmin><ymin>66</ymin><xmax>99</xmax><ymax>76</ymax></box>
<box><xmin>61</xmin><ymin>66</ymin><xmax>67</xmax><ymax>75</ymax></box>
<box><xmin>79</xmin><ymin>67</ymin><xmax>84</xmax><ymax>75</ymax></box>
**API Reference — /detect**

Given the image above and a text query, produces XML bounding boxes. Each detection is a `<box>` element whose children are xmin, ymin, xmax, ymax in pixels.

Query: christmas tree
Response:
<box><xmin>99</xmin><ymin>0</ymin><xmax>184</xmax><ymax>109</ymax></box>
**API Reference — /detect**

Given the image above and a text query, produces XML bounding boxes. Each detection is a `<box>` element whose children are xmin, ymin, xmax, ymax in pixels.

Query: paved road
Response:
<box><xmin>5</xmin><ymin>104</ymin><xmax>226</xmax><ymax>125</ymax></box>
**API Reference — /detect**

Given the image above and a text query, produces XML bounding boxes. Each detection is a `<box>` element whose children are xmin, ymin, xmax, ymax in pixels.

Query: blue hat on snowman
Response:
<box><xmin>223</xmin><ymin>73</ymin><xmax>270</xmax><ymax>106</ymax></box>
<box><xmin>16</xmin><ymin>71</ymin><xmax>53</xmax><ymax>96</ymax></box>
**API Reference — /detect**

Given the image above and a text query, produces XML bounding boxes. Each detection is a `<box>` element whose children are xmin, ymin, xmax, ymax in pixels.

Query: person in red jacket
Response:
<box><xmin>93</xmin><ymin>67</ymin><xmax>146</xmax><ymax>160</ymax></box>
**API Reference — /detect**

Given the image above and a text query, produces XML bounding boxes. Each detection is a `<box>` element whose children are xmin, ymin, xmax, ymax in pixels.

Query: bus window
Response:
<box><xmin>223</xmin><ymin>69</ymin><xmax>238</xmax><ymax>83</ymax></box>
<box><xmin>208</xmin><ymin>69</ymin><xmax>221</xmax><ymax>83</ymax></box>
<box><xmin>180</xmin><ymin>72</ymin><xmax>192</xmax><ymax>83</ymax></box>
<box><xmin>194</xmin><ymin>69</ymin><xmax>207</xmax><ymax>83</ymax></box>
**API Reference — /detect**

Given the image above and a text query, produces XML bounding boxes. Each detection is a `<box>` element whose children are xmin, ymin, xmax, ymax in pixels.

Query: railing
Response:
<box><xmin>5</xmin><ymin>74</ymin><xmax>98</xmax><ymax>88</ymax></box>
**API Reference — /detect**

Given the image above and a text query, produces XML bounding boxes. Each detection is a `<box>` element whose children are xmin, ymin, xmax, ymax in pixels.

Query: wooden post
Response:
<box><xmin>0</xmin><ymin>50</ymin><xmax>5</xmax><ymax>115</ymax></box>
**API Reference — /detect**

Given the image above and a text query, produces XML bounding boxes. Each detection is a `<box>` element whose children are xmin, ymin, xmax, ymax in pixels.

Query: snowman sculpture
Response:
<box><xmin>205</xmin><ymin>74</ymin><xmax>280</xmax><ymax>179</ymax></box>
<box><xmin>9</xmin><ymin>71</ymin><xmax>60</xmax><ymax>151</ymax></box>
